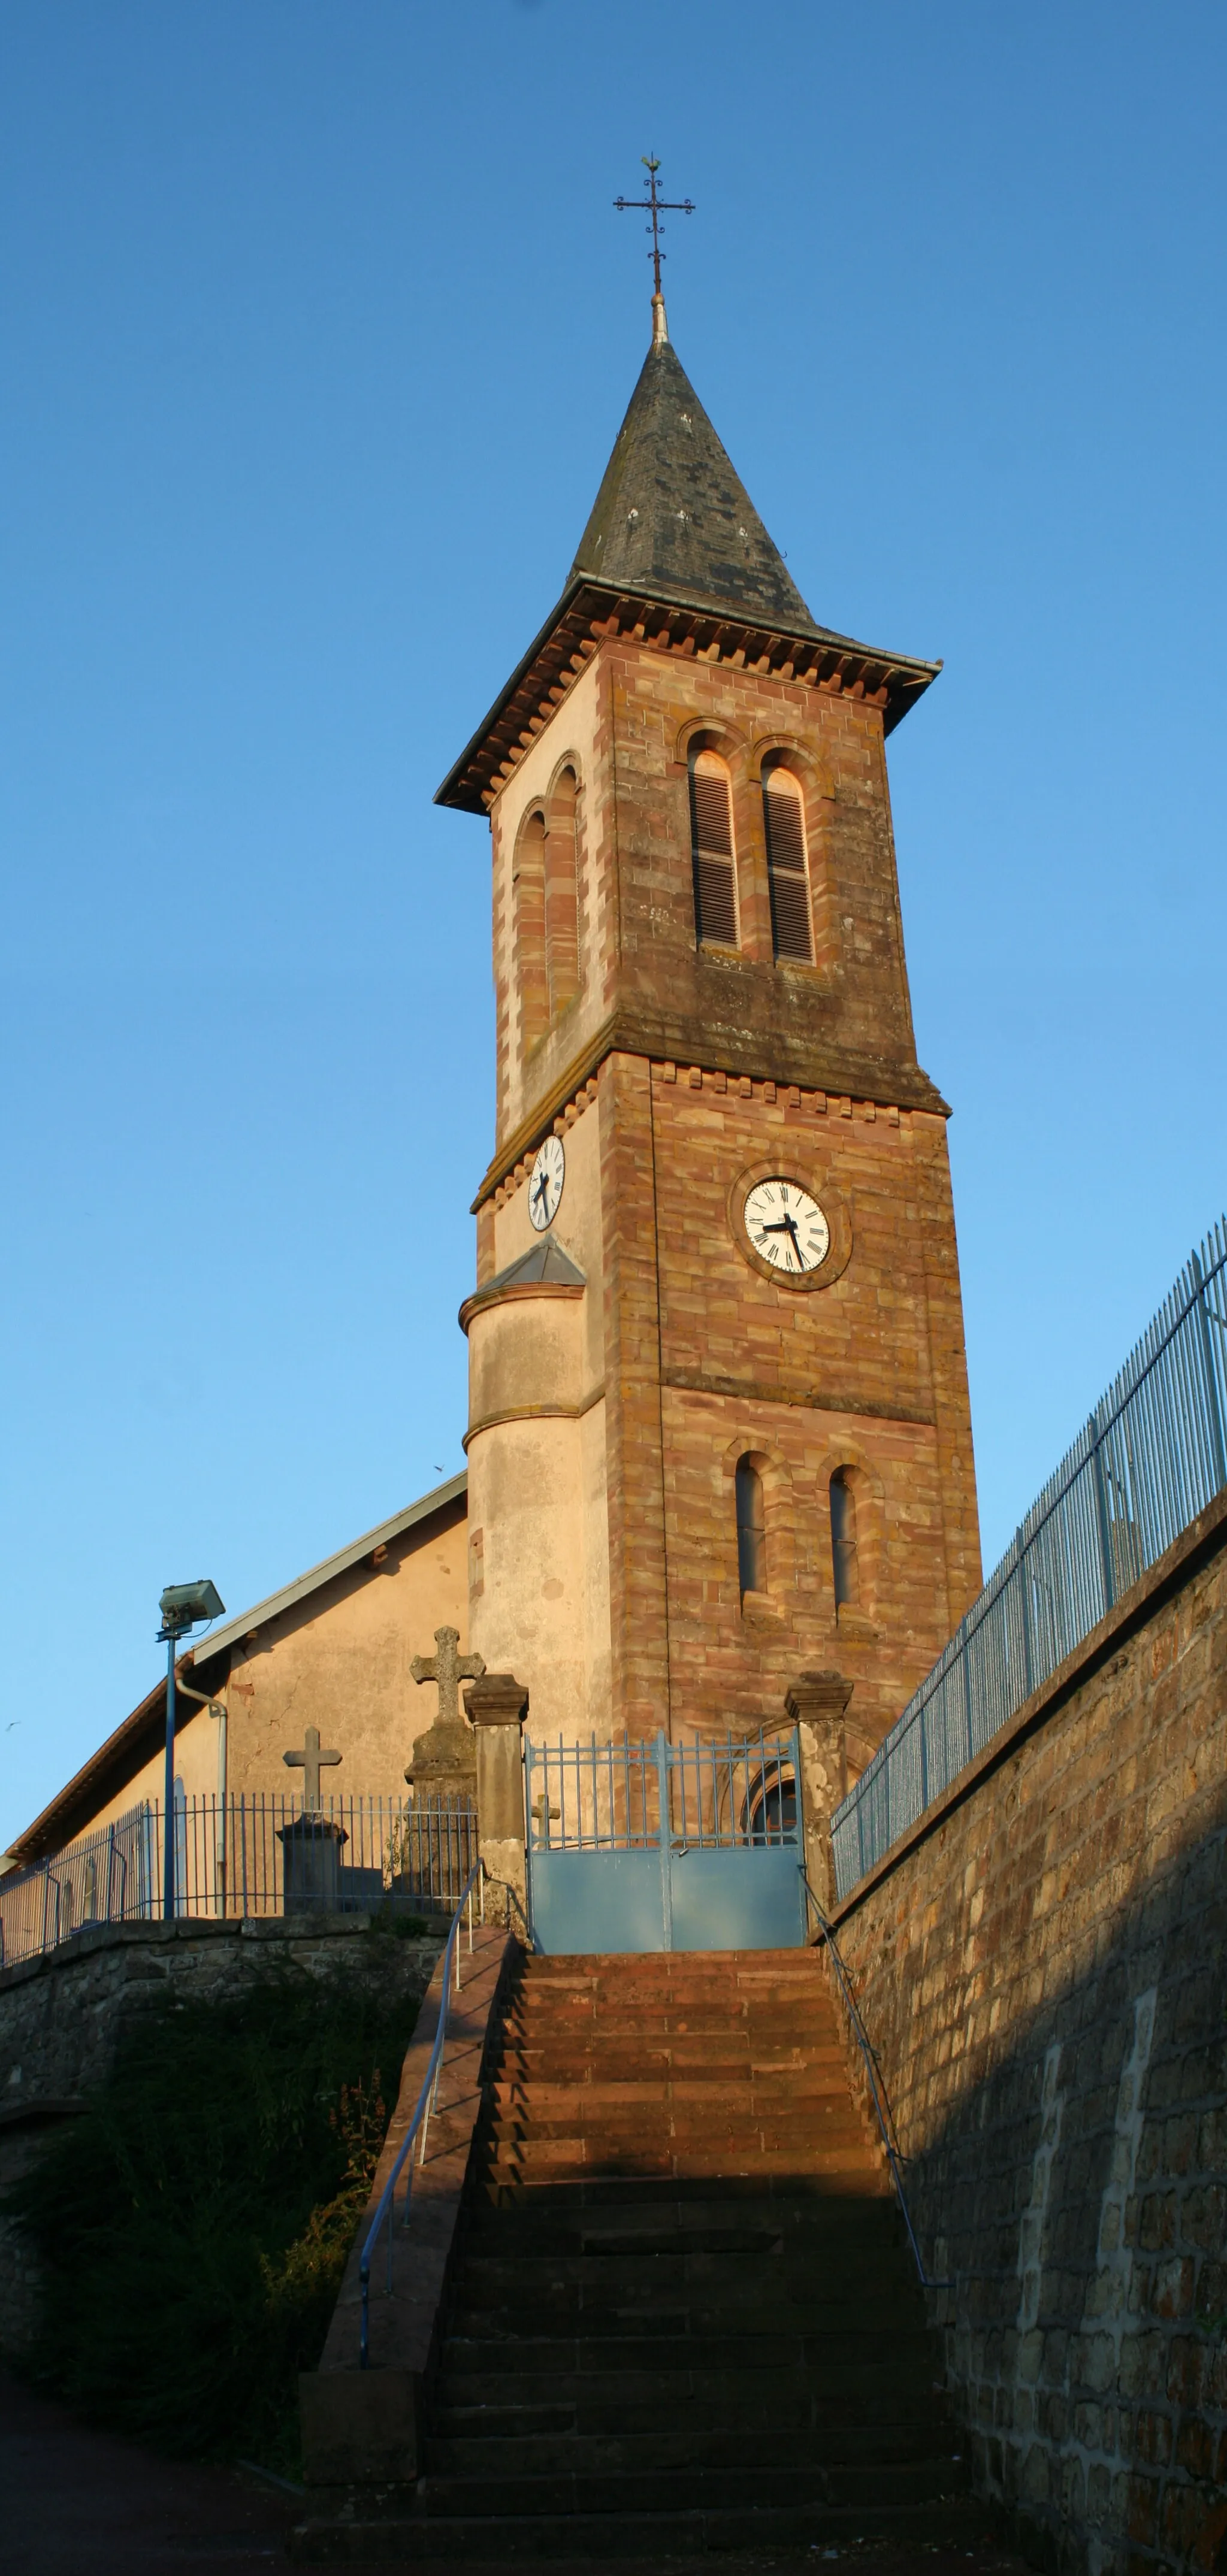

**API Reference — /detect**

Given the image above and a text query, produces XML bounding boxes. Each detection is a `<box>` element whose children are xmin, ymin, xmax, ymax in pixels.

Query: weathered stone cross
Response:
<box><xmin>410</xmin><ymin>1625</ymin><xmax>484</xmax><ymax>1729</ymax></box>
<box><xmin>283</xmin><ymin>1724</ymin><xmax>341</xmax><ymax>1809</ymax></box>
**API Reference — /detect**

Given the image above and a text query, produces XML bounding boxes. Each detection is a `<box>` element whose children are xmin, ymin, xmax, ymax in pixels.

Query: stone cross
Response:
<box><xmin>283</xmin><ymin>1724</ymin><xmax>341</xmax><ymax>1809</ymax></box>
<box><xmin>410</xmin><ymin>1626</ymin><xmax>484</xmax><ymax>1729</ymax></box>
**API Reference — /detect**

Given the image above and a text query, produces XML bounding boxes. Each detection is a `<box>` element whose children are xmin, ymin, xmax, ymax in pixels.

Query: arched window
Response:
<box><xmin>743</xmin><ymin>1767</ymin><xmax>798</xmax><ymax>1844</ymax></box>
<box><xmin>690</xmin><ymin>749</ymin><xmax>739</xmax><ymax>949</ymax></box>
<box><xmin>513</xmin><ymin>807</ymin><xmax>548</xmax><ymax>1056</ymax></box>
<box><xmin>763</xmin><ymin>765</ymin><xmax>814</xmax><ymax>962</ymax></box>
<box><xmin>830</xmin><ymin>1469</ymin><xmax>859</xmax><ymax>1608</ymax></box>
<box><xmin>736</xmin><ymin>1455</ymin><xmax>766</xmax><ymax>1597</ymax></box>
<box><xmin>545</xmin><ymin>767</ymin><xmax>579</xmax><ymax>1018</ymax></box>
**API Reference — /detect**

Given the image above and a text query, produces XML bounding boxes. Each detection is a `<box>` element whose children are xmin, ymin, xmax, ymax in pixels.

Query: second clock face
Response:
<box><xmin>528</xmin><ymin>1134</ymin><xmax>566</xmax><ymax>1231</ymax></box>
<box><xmin>743</xmin><ymin>1177</ymin><xmax>830</xmax><ymax>1276</ymax></box>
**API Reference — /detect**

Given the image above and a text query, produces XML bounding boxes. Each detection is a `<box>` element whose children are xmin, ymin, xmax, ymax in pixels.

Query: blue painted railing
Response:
<box><xmin>832</xmin><ymin>1218</ymin><xmax>1227</xmax><ymax>1900</ymax></box>
<box><xmin>358</xmin><ymin>1855</ymin><xmax>485</xmax><ymax>2368</ymax></box>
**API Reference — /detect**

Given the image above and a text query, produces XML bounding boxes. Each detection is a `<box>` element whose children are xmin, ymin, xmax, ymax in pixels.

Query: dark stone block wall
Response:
<box><xmin>832</xmin><ymin>1490</ymin><xmax>1227</xmax><ymax>2576</ymax></box>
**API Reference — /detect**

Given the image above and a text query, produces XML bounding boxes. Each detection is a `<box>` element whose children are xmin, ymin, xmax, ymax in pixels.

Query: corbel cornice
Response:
<box><xmin>436</xmin><ymin>579</ymin><xmax>941</xmax><ymax>819</ymax></box>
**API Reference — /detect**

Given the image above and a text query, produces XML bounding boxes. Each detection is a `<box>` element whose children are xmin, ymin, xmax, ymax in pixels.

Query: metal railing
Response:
<box><xmin>525</xmin><ymin>1726</ymin><xmax>800</xmax><ymax>1849</ymax></box>
<box><xmin>0</xmin><ymin>1794</ymin><xmax>477</xmax><ymax>1970</ymax></box>
<box><xmin>801</xmin><ymin>1871</ymin><xmax>946</xmax><ymax>2289</ymax></box>
<box><xmin>359</xmin><ymin>1855</ymin><xmax>485</xmax><ymax>2366</ymax></box>
<box><xmin>832</xmin><ymin>1216</ymin><xmax>1227</xmax><ymax>1899</ymax></box>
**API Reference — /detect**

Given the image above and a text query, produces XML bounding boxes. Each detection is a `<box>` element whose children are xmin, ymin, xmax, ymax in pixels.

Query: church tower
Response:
<box><xmin>439</xmin><ymin>296</ymin><xmax>981</xmax><ymax>1779</ymax></box>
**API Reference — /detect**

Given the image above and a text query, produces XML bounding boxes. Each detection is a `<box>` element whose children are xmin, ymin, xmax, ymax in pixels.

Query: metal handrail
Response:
<box><xmin>358</xmin><ymin>1855</ymin><xmax>485</xmax><ymax>2368</ymax></box>
<box><xmin>800</xmin><ymin>1870</ymin><xmax>950</xmax><ymax>2291</ymax></box>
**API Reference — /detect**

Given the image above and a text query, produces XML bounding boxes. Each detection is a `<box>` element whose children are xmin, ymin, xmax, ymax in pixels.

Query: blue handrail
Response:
<box><xmin>800</xmin><ymin>1870</ymin><xmax>949</xmax><ymax>2292</ymax></box>
<box><xmin>358</xmin><ymin>1855</ymin><xmax>485</xmax><ymax>2368</ymax></box>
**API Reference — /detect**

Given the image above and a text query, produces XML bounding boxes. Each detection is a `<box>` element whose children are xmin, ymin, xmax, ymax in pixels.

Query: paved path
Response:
<box><xmin>2</xmin><ymin>2367</ymin><xmax>1032</xmax><ymax>2576</ymax></box>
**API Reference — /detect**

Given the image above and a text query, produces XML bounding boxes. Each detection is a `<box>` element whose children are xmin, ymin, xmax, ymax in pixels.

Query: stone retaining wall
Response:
<box><xmin>832</xmin><ymin>1488</ymin><xmax>1227</xmax><ymax>2576</ymax></box>
<box><xmin>0</xmin><ymin>1912</ymin><xmax>443</xmax><ymax>2355</ymax></box>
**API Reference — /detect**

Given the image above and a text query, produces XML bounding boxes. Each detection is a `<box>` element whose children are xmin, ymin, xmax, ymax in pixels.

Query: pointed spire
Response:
<box><xmin>568</xmin><ymin>334</ymin><xmax>823</xmax><ymax>635</ymax></box>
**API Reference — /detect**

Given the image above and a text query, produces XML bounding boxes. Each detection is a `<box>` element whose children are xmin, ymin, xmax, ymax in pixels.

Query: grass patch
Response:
<box><xmin>6</xmin><ymin>1957</ymin><xmax>425</xmax><ymax>2470</ymax></box>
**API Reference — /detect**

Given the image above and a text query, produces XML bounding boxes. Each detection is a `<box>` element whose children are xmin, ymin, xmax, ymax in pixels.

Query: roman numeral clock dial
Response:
<box><xmin>742</xmin><ymin>1178</ymin><xmax>830</xmax><ymax>1276</ymax></box>
<box><xmin>528</xmin><ymin>1134</ymin><xmax>565</xmax><ymax>1231</ymax></box>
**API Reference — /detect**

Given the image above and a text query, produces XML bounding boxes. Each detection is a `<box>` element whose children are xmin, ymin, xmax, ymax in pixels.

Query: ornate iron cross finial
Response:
<box><xmin>614</xmin><ymin>155</ymin><xmax>695</xmax><ymax>299</ymax></box>
<box><xmin>410</xmin><ymin>1625</ymin><xmax>485</xmax><ymax>1730</ymax></box>
<box><xmin>283</xmin><ymin>1723</ymin><xmax>341</xmax><ymax>1810</ymax></box>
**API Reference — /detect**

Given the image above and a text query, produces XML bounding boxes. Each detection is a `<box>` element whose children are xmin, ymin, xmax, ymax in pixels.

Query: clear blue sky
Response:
<box><xmin>3</xmin><ymin>2</ymin><xmax>1225</xmax><ymax>1847</ymax></box>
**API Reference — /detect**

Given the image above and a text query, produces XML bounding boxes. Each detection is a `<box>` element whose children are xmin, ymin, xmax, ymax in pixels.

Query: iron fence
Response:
<box><xmin>0</xmin><ymin>1793</ymin><xmax>477</xmax><ymax>1971</ymax></box>
<box><xmin>832</xmin><ymin>1218</ymin><xmax>1227</xmax><ymax>1900</ymax></box>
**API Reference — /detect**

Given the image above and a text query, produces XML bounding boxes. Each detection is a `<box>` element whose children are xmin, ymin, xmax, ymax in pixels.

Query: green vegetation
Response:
<box><xmin>7</xmin><ymin>1942</ymin><xmax>430</xmax><ymax>2469</ymax></box>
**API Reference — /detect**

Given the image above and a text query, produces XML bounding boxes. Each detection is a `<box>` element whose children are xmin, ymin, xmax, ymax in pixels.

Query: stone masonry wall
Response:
<box><xmin>832</xmin><ymin>1490</ymin><xmax>1227</xmax><ymax>2576</ymax></box>
<box><xmin>0</xmin><ymin>1912</ymin><xmax>443</xmax><ymax>2354</ymax></box>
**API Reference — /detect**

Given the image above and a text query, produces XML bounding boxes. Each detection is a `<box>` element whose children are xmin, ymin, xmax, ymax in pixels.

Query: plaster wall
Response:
<box><xmin>40</xmin><ymin>1506</ymin><xmax>470</xmax><ymax>1855</ymax></box>
<box><xmin>470</xmin><ymin>1084</ymin><xmax>613</xmax><ymax>1739</ymax></box>
<box><xmin>220</xmin><ymin>1504</ymin><xmax>468</xmax><ymax>1798</ymax></box>
<box><xmin>67</xmin><ymin>1705</ymin><xmax>222</xmax><ymax>1839</ymax></box>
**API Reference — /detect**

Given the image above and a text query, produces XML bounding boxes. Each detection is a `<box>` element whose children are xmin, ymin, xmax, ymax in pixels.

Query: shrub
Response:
<box><xmin>7</xmin><ymin>1961</ymin><xmax>421</xmax><ymax>2469</ymax></box>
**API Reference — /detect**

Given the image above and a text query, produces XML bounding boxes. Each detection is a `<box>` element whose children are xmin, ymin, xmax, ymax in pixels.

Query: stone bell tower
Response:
<box><xmin>439</xmin><ymin>295</ymin><xmax>981</xmax><ymax>1774</ymax></box>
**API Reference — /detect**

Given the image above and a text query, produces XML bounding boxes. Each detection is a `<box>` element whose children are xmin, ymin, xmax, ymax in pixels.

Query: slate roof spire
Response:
<box><xmin>568</xmin><ymin>325</ymin><xmax>827</xmax><ymax>639</ymax></box>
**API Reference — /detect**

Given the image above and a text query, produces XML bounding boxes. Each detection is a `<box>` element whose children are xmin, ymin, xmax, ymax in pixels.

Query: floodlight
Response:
<box><xmin>157</xmin><ymin>1578</ymin><xmax>225</xmax><ymax>1921</ymax></box>
<box><xmin>159</xmin><ymin>1579</ymin><xmax>225</xmax><ymax>1632</ymax></box>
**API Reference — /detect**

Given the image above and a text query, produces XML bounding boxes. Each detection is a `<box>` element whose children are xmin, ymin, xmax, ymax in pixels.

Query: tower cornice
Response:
<box><xmin>435</xmin><ymin>577</ymin><xmax>941</xmax><ymax>819</ymax></box>
<box><xmin>469</xmin><ymin>1004</ymin><xmax>950</xmax><ymax>1214</ymax></box>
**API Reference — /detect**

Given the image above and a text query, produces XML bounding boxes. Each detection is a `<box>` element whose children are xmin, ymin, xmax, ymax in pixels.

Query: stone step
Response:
<box><xmin>503</xmin><ymin>2013</ymin><xmax>836</xmax><ymax>2029</ymax></box>
<box><xmin>460</xmin><ymin>2190</ymin><xmax>907</xmax><ymax>2247</ymax></box>
<box><xmin>485</xmin><ymin>2120</ymin><xmax>875</xmax><ymax>2154</ymax></box>
<box><xmin>451</xmin><ymin>2248</ymin><xmax>919</xmax><ymax>2300</ymax></box>
<box><xmin>480</xmin><ymin>2146</ymin><xmax>884</xmax><ymax>2183</ymax></box>
<box><xmin>476</xmin><ymin>2165</ymin><xmax>894</xmax><ymax>2206</ymax></box>
<box><xmin>424</xmin><ymin>2420</ymin><xmax>959</xmax><ymax>2477</ymax></box>
<box><xmin>490</xmin><ymin>2071</ymin><xmax>859</xmax><ymax>2096</ymax></box>
<box><xmin>430</xmin><ymin>2383</ymin><xmax>953</xmax><ymax>2441</ymax></box>
<box><xmin>410</xmin><ymin>2456</ymin><xmax>964</xmax><ymax>2519</ymax></box>
<box><xmin>437</xmin><ymin>2327</ymin><xmax>939</xmax><ymax>2383</ymax></box>
<box><xmin>444</xmin><ymin>2296</ymin><xmax>928</xmax><ymax>2346</ymax></box>
<box><xmin>293</xmin><ymin>2494</ymin><xmax>989</xmax><ymax>2563</ymax></box>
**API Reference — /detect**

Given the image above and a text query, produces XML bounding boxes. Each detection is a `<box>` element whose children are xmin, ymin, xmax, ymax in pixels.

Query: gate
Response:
<box><xmin>524</xmin><ymin>1727</ymin><xmax>806</xmax><ymax>1954</ymax></box>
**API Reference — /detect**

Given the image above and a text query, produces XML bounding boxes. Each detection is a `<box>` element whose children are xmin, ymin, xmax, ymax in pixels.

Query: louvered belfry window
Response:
<box><xmin>690</xmin><ymin>752</ymin><xmax>738</xmax><ymax>949</ymax></box>
<box><xmin>763</xmin><ymin>769</ymin><xmax>814</xmax><ymax>962</ymax></box>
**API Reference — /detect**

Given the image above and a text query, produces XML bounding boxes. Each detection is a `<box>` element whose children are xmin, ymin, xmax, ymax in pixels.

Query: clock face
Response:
<box><xmin>743</xmin><ymin>1177</ymin><xmax>830</xmax><ymax>1276</ymax></box>
<box><xmin>528</xmin><ymin>1134</ymin><xmax>565</xmax><ymax>1231</ymax></box>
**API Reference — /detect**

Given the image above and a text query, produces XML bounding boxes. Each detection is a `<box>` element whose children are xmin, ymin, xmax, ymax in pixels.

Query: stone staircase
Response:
<box><xmin>362</xmin><ymin>1946</ymin><xmax>975</xmax><ymax>2558</ymax></box>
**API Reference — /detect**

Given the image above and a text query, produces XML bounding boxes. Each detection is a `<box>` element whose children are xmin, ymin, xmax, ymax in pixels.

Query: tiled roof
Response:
<box><xmin>568</xmin><ymin>337</ymin><xmax>832</xmax><ymax>637</ymax></box>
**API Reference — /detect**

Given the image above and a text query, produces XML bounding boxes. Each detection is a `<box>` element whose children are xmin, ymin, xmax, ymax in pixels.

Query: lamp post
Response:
<box><xmin>157</xmin><ymin>1580</ymin><xmax>225</xmax><ymax>1921</ymax></box>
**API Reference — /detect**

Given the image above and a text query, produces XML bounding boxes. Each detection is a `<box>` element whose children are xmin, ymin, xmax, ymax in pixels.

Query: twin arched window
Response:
<box><xmin>689</xmin><ymin>749</ymin><xmax>815</xmax><ymax>962</ymax></box>
<box><xmin>735</xmin><ymin>1456</ymin><xmax>860</xmax><ymax>1612</ymax></box>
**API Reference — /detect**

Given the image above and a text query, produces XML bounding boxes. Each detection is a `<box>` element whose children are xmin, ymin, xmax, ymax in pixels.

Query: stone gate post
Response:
<box><xmin>464</xmin><ymin>1673</ymin><xmax>530</xmax><ymax>1933</ymax></box>
<box><xmin>785</xmin><ymin>1672</ymin><xmax>853</xmax><ymax>1922</ymax></box>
